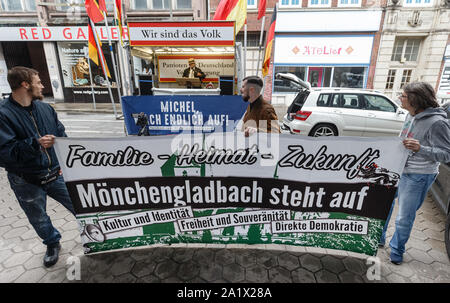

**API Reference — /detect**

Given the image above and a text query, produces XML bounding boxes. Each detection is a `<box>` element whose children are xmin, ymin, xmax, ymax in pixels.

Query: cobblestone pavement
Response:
<box><xmin>1</xmin><ymin>168</ymin><xmax>449</xmax><ymax>283</ymax></box>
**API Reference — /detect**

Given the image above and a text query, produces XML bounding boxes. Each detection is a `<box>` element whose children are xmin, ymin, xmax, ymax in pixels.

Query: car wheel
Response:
<box><xmin>309</xmin><ymin>124</ymin><xmax>338</xmax><ymax>137</ymax></box>
<box><xmin>445</xmin><ymin>212</ymin><xmax>450</xmax><ymax>259</ymax></box>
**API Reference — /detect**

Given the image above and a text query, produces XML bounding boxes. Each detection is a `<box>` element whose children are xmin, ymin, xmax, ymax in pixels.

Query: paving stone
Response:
<box><xmin>315</xmin><ymin>270</ymin><xmax>340</xmax><ymax>283</ymax></box>
<box><xmin>14</xmin><ymin>267</ymin><xmax>48</xmax><ymax>283</ymax></box>
<box><xmin>3</xmin><ymin>251</ymin><xmax>33</xmax><ymax>268</ymax></box>
<box><xmin>23</xmin><ymin>254</ymin><xmax>45</xmax><ymax>270</ymax></box>
<box><xmin>151</xmin><ymin>247</ymin><xmax>174</xmax><ymax>262</ymax></box>
<box><xmin>0</xmin><ymin>249</ymin><xmax>14</xmax><ymax>264</ymax></box>
<box><xmin>277</xmin><ymin>252</ymin><xmax>300</xmax><ymax>271</ymax></box>
<box><xmin>424</xmin><ymin>238</ymin><xmax>446</xmax><ymax>252</ymax></box>
<box><xmin>0</xmin><ymin>266</ymin><xmax>25</xmax><ymax>283</ymax></box>
<box><xmin>61</xmin><ymin>220</ymin><xmax>79</xmax><ymax>232</ymax></box>
<box><xmin>20</xmin><ymin>229</ymin><xmax>39</xmax><ymax>241</ymax></box>
<box><xmin>39</xmin><ymin>268</ymin><xmax>66</xmax><ymax>283</ymax></box>
<box><xmin>130</xmin><ymin>249</ymin><xmax>153</xmax><ymax>262</ymax></box>
<box><xmin>3</xmin><ymin>227</ymin><xmax>29</xmax><ymax>239</ymax></box>
<box><xmin>320</xmin><ymin>255</ymin><xmax>345</xmax><ymax>274</ymax></box>
<box><xmin>235</xmin><ymin>250</ymin><xmax>257</xmax><ymax>268</ymax></box>
<box><xmin>385</xmin><ymin>261</ymin><xmax>415</xmax><ymax>278</ymax></box>
<box><xmin>199</xmin><ymin>262</ymin><xmax>223</xmax><ymax>282</ymax></box>
<box><xmin>256</xmin><ymin>250</ymin><xmax>278</xmax><ymax>269</ymax></box>
<box><xmin>215</xmin><ymin>249</ymin><xmax>235</xmax><ymax>265</ymax></box>
<box><xmin>112</xmin><ymin>273</ymin><xmax>137</xmax><ymax>283</ymax></box>
<box><xmin>11</xmin><ymin>218</ymin><xmax>30</xmax><ymax>229</ymax></box>
<box><xmin>423</xmin><ymin>228</ymin><xmax>444</xmax><ymax>241</ymax></box>
<box><xmin>87</xmin><ymin>273</ymin><xmax>115</xmax><ymax>283</ymax></box>
<box><xmin>385</xmin><ymin>273</ymin><xmax>408</xmax><ymax>283</ymax></box>
<box><xmin>154</xmin><ymin>259</ymin><xmax>179</xmax><ymax>280</ymax></box>
<box><xmin>2</xmin><ymin>209</ymin><xmax>22</xmax><ymax>218</ymax></box>
<box><xmin>172</xmin><ymin>248</ymin><xmax>196</xmax><ymax>263</ymax></box>
<box><xmin>110</xmin><ymin>257</ymin><xmax>135</xmax><ymax>276</ymax></box>
<box><xmin>430</xmin><ymin>262</ymin><xmax>450</xmax><ymax>280</ymax></box>
<box><xmin>136</xmin><ymin>275</ymin><xmax>160</xmax><ymax>283</ymax></box>
<box><xmin>427</xmin><ymin>250</ymin><xmax>450</xmax><ymax>264</ymax></box>
<box><xmin>409</xmin><ymin>274</ymin><xmax>435</xmax><ymax>283</ymax></box>
<box><xmin>131</xmin><ymin>261</ymin><xmax>155</xmax><ymax>278</ymax></box>
<box><xmin>12</xmin><ymin>239</ymin><xmax>40</xmax><ymax>253</ymax></box>
<box><xmin>177</xmin><ymin>260</ymin><xmax>200</xmax><ymax>281</ymax></box>
<box><xmin>406</xmin><ymin>248</ymin><xmax>434</xmax><ymax>264</ymax></box>
<box><xmin>245</xmin><ymin>265</ymin><xmax>269</xmax><ymax>283</ymax></box>
<box><xmin>291</xmin><ymin>268</ymin><xmax>316</xmax><ymax>283</ymax></box>
<box><xmin>299</xmin><ymin>254</ymin><xmax>322</xmax><ymax>273</ymax></box>
<box><xmin>223</xmin><ymin>263</ymin><xmax>245</xmax><ymax>282</ymax></box>
<box><xmin>193</xmin><ymin>248</ymin><xmax>215</xmax><ymax>264</ymax></box>
<box><xmin>342</xmin><ymin>257</ymin><xmax>367</xmax><ymax>276</ymax></box>
<box><xmin>409</xmin><ymin>260</ymin><xmax>442</xmax><ymax>280</ymax></box>
<box><xmin>268</xmin><ymin>266</ymin><xmax>292</xmax><ymax>283</ymax></box>
<box><xmin>60</xmin><ymin>229</ymin><xmax>81</xmax><ymax>242</ymax></box>
<box><xmin>410</xmin><ymin>229</ymin><xmax>429</xmax><ymax>241</ymax></box>
<box><xmin>338</xmin><ymin>271</ymin><xmax>365</xmax><ymax>283</ymax></box>
<box><xmin>188</xmin><ymin>277</ymin><xmax>207</xmax><ymax>283</ymax></box>
<box><xmin>162</xmin><ymin>276</ymin><xmax>183</xmax><ymax>283</ymax></box>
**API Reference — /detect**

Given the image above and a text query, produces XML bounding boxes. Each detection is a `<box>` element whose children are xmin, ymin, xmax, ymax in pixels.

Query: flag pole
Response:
<box><xmin>90</xmin><ymin>18</ymin><xmax>118</xmax><ymax>118</ymax></box>
<box><xmin>256</xmin><ymin>15</ymin><xmax>265</xmax><ymax>77</ymax></box>
<box><xmin>102</xmin><ymin>12</ymin><xmax>123</xmax><ymax>119</ymax></box>
<box><xmin>84</xmin><ymin>47</ymin><xmax>97</xmax><ymax>110</ymax></box>
<box><xmin>244</xmin><ymin>23</ymin><xmax>247</xmax><ymax>78</ymax></box>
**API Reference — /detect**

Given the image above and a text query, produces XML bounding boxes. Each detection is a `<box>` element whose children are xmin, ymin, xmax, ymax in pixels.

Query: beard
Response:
<box><xmin>242</xmin><ymin>94</ymin><xmax>250</xmax><ymax>102</ymax></box>
<box><xmin>28</xmin><ymin>87</ymin><xmax>43</xmax><ymax>100</ymax></box>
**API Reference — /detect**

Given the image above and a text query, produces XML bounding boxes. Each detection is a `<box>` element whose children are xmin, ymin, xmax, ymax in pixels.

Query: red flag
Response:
<box><xmin>98</xmin><ymin>0</ymin><xmax>107</xmax><ymax>12</ymax></box>
<box><xmin>257</xmin><ymin>0</ymin><xmax>267</xmax><ymax>20</ymax></box>
<box><xmin>114</xmin><ymin>0</ymin><xmax>124</xmax><ymax>46</ymax></box>
<box><xmin>262</xmin><ymin>5</ymin><xmax>277</xmax><ymax>78</ymax></box>
<box><xmin>88</xmin><ymin>18</ymin><xmax>111</xmax><ymax>78</ymax></box>
<box><xmin>85</xmin><ymin>0</ymin><xmax>104</xmax><ymax>23</ymax></box>
<box><xmin>213</xmin><ymin>0</ymin><xmax>247</xmax><ymax>34</ymax></box>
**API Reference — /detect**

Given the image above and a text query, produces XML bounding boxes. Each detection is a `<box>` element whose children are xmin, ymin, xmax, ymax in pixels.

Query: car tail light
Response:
<box><xmin>294</xmin><ymin>111</ymin><xmax>312</xmax><ymax>121</ymax></box>
<box><xmin>292</xmin><ymin>129</ymin><xmax>301</xmax><ymax>133</ymax></box>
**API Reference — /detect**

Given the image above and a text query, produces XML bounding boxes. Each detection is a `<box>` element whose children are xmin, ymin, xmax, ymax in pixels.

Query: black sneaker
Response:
<box><xmin>43</xmin><ymin>243</ymin><xmax>61</xmax><ymax>268</ymax></box>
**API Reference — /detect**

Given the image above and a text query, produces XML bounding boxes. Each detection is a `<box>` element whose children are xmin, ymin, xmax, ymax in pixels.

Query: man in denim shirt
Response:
<box><xmin>0</xmin><ymin>66</ymin><xmax>75</xmax><ymax>267</ymax></box>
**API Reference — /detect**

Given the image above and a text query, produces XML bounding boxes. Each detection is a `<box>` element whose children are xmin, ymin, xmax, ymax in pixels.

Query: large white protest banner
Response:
<box><xmin>54</xmin><ymin>133</ymin><xmax>407</xmax><ymax>255</ymax></box>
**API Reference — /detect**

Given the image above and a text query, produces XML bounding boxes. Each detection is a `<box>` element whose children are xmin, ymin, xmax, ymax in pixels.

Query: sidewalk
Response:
<box><xmin>0</xmin><ymin>167</ymin><xmax>449</xmax><ymax>283</ymax></box>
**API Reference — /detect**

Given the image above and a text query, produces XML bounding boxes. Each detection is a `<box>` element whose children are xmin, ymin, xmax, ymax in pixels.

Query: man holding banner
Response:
<box><xmin>0</xmin><ymin>67</ymin><xmax>75</xmax><ymax>268</ymax></box>
<box><xmin>240</xmin><ymin>75</ymin><xmax>280</xmax><ymax>136</ymax></box>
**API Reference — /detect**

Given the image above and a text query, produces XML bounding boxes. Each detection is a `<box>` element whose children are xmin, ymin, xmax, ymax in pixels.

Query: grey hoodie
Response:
<box><xmin>400</xmin><ymin>107</ymin><xmax>450</xmax><ymax>174</ymax></box>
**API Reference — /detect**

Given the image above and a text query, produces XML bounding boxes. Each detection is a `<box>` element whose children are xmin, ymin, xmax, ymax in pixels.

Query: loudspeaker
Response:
<box><xmin>139</xmin><ymin>75</ymin><xmax>153</xmax><ymax>95</ymax></box>
<box><xmin>219</xmin><ymin>76</ymin><xmax>234</xmax><ymax>95</ymax></box>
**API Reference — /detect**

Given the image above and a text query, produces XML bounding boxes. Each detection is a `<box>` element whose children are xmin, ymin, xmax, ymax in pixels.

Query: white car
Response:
<box><xmin>278</xmin><ymin>73</ymin><xmax>407</xmax><ymax>137</ymax></box>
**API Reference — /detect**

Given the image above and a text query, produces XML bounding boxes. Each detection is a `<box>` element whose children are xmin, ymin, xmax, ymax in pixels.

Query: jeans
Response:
<box><xmin>380</xmin><ymin>173</ymin><xmax>437</xmax><ymax>259</ymax></box>
<box><xmin>7</xmin><ymin>172</ymin><xmax>75</xmax><ymax>246</ymax></box>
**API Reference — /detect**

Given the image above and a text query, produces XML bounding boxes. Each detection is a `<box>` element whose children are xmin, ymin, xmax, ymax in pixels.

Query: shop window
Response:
<box><xmin>403</xmin><ymin>0</ymin><xmax>433</xmax><ymax>6</ymax></box>
<box><xmin>385</xmin><ymin>69</ymin><xmax>396</xmax><ymax>90</ymax></box>
<box><xmin>400</xmin><ymin>69</ymin><xmax>412</xmax><ymax>89</ymax></box>
<box><xmin>309</xmin><ymin>0</ymin><xmax>331</xmax><ymax>7</ymax></box>
<box><xmin>338</xmin><ymin>0</ymin><xmax>361</xmax><ymax>7</ymax></box>
<box><xmin>57</xmin><ymin>42</ymin><xmax>117</xmax><ymax>89</ymax></box>
<box><xmin>0</xmin><ymin>0</ymin><xmax>35</xmax><ymax>11</ymax></box>
<box><xmin>280</xmin><ymin>0</ymin><xmax>301</xmax><ymax>7</ymax></box>
<box><xmin>391</xmin><ymin>38</ymin><xmax>421</xmax><ymax>62</ymax></box>
<box><xmin>273</xmin><ymin>66</ymin><xmax>306</xmax><ymax>93</ymax></box>
<box><xmin>247</xmin><ymin>0</ymin><xmax>257</xmax><ymax>8</ymax></box>
<box><xmin>332</xmin><ymin>67</ymin><xmax>365</xmax><ymax>88</ymax></box>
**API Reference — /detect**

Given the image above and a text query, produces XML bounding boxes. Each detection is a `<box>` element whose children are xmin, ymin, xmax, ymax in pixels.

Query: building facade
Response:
<box><xmin>0</xmin><ymin>0</ymin><xmax>206</xmax><ymax>102</ymax></box>
<box><xmin>373</xmin><ymin>0</ymin><xmax>450</xmax><ymax>103</ymax></box>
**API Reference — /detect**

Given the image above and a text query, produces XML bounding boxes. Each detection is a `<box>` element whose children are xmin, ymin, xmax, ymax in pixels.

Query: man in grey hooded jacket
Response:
<box><xmin>380</xmin><ymin>82</ymin><xmax>450</xmax><ymax>265</ymax></box>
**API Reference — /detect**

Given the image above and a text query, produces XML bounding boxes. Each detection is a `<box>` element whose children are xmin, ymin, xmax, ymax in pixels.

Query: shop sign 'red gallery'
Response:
<box><xmin>0</xmin><ymin>26</ymin><xmax>129</xmax><ymax>41</ymax></box>
<box><xmin>128</xmin><ymin>21</ymin><xmax>235</xmax><ymax>46</ymax></box>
